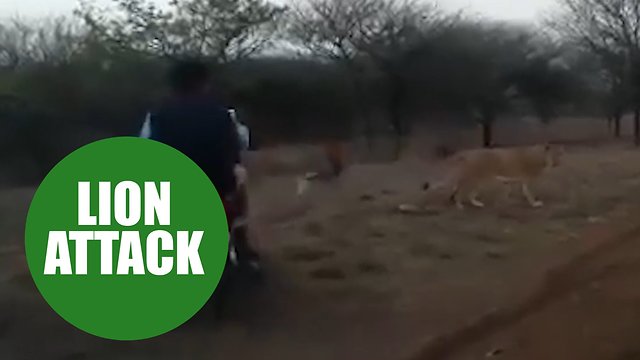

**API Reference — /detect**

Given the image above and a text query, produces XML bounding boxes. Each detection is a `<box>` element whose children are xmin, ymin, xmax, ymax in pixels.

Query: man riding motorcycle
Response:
<box><xmin>139</xmin><ymin>60</ymin><xmax>260</xmax><ymax>275</ymax></box>
<box><xmin>223</xmin><ymin>107</ymin><xmax>260</xmax><ymax>273</ymax></box>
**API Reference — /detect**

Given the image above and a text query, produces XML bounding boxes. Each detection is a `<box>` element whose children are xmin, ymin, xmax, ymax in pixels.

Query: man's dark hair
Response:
<box><xmin>168</xmin><ymin>59</ymin><xmax>211</xmax><ymax>93</ymax></box>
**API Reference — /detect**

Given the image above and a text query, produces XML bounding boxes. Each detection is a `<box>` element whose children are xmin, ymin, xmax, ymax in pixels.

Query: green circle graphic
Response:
<box><xmin>25</xmin><ymin>137</ymin><xmax>228</xmax><ymax>340</ymax></box>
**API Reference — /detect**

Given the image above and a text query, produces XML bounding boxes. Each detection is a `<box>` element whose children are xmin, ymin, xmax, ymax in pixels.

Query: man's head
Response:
<box><xmin>168</xmin><ymin>59</ymin><xmax>211</xmax><ymax>94</ymax></box>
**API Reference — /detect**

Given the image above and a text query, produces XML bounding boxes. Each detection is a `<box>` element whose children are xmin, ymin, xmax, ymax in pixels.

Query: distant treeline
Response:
<box><xmin>0</xmin><ymin>0</ymin><xmax>638</xmax><ymax>184</ymax></box>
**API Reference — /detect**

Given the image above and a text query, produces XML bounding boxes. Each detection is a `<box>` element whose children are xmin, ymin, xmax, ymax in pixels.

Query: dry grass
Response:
<box><xmin>248</xmin><ymin>139</ymin><xmax>640</xmax><ymax>326</ymax></box>
<box><xmin>226</xmin><ymin>138</ymin><xmax>640</xmax><ymax>360</ymax></box>
<box><xmin>4</xmin><ymin>117</ymin><xmax>640</xmax><ymax>360</ymax></box>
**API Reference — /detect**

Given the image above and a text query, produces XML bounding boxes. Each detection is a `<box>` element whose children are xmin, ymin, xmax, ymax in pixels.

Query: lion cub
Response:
<box><xmin>423</xmin><ymin>144</ymin><xmax>564</xmax><ymax>209</ymax></box>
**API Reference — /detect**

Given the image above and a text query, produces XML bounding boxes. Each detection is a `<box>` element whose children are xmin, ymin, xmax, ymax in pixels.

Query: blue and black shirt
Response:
<box><xmin>140</xmin><ymin>94</ymin><xmax>241</xmax><ymax>197</ymax></box>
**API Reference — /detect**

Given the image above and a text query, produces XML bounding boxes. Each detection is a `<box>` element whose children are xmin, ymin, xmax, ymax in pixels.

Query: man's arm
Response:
<box><xmin>229</xmin><ymin>108</ymin><xmax>250</xmax><ymax>151</ymax></box>
<box><xmin>220</xmin><ymin>107</ymin><xmax>248</xmax><ymax>187</ymax></box>
<box><xmin>237</xmin><ymin>123</ymin><xmax>250</xmax><ymax>151</ymax></box>
<box><xmin>140</xmin><ymin>112</ymin><xmax>152</xmax><ymax>139</ymax></box>
<box><xmin>222</xmin><ymin>108</ymin><xmax>242</xmax><ymax>165</ymax></box>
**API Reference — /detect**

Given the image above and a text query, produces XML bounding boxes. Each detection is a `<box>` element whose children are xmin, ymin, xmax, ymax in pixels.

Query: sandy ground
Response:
<box><xmin>2</xmin><ymin>135</ymin><xmax>640</xmax><ymax>359</ymax></box>
<box><xmin>441</xmin><ymin>228</ymin><xmax>640</xmax><ymax>360</ymax></box>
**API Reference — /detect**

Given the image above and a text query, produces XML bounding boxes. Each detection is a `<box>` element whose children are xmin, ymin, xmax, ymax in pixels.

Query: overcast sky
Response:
<box><xmin>0</xmin><ymin>0</ymin><xmax>557</xmax><ymax>22</ymax></box>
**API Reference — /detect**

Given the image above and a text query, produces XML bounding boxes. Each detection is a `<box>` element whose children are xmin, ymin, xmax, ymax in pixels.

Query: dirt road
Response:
<box><xmin>419</xmin><ymin>228</ymin><xmax>640</xmax><ymax>360</ymax></box>
<box><xmin>4</xmin><ymin>144</ymin><xmax>640</xmax><ymax>360</ymax></box>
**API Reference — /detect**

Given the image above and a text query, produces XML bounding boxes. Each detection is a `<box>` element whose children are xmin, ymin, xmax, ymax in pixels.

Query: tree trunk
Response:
<box><xmin>635</xmin><ymin>108</ymin><xmax>640</xmax><ymax>146</ymax></box>
<box><xmin>356</xmin><ymin>80</ymin><xmax>374</xmax><ymax>153</ymax></box>
<box><xmin>347</xmin><ymin>66</ymin><xmax>373</xmax><ymax>153</ymax></box>
<box><xmin>614</xmin><ymin>112</ymin><xmax>622</xmax><ymax>138</ymax></box>
<box><xmin>389</xmin><ymin>76</ymin><xmax>405</xmax><ymax>160</ymax></box>
<box><xmin>482</xmin><ymin>119</ymin><xmax>493</xmax><ymax>148</ymax></box>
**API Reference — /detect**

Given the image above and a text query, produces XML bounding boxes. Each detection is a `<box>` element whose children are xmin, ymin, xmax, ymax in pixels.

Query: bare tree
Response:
<box><xmin>78</xmin><ymin>0</ymin><xmax>286</xmax><ymax>62</ymax></box>
<box><xmin>354</xmin><ymin>0</ymin><xmax>446</xmax><ymax>155</ymax></box>
<box><xmin>289</xmin><ymin>0</ymin><xmax>444</xmax><ymax>155</ymax></box>
<box><xmin>167</xmin><ymin>0</ymin><xmax>287</xmax><ymax>62</ymax></box>
<box><xmin>288</xmin><ymin>0</ymin><xmax>378</xmax><ymax>61</ymax></box>
<box><xmin>0</xmin><ymin>20</ymin><xmax>32</xmax><ymax>68</ymax></box>
<box><xmin>511</xmin><ymin>38</ymin><xmax>581</xmax><ymax>125</ymax></box>
<box><xmin>554</xmin><ymin>0</ymin><xmax>640</xmax><ymax>144</ymax></box>
<box><xmin>600</xmin><ymin>50</ymin><xmax>632</xmax><ymax>137</ymax></box>
<box><xmin>0</xmin><ymin>17</ymin><xmax>85</xmax><ymax>69</ymax></box>
<box><xmin>31</xmin><ymin>18</ymin><xmax>87</xmax><ymax>64</ymax></box>
<box><xmin>402</xmin><ymin>21</ymin><xmax>531</xmax><ymax>148</ymax></box>
<box><xmin>77</xmin><ymin>0</ymin><xmax>174</xmax><ymax>55</ymax></box>
<box><xmin>287</xmin><ymin>0</ymin><xmax>382</xmax><ymax>150</ymax></box>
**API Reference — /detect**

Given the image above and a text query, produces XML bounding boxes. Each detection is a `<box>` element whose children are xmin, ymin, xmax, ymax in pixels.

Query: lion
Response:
<box><xmin>422</xmin><ymin>144</ymin><xmax>564</xmax><ymax>209</ymax></box>
<box><xmin>241</xmin><ymin>140</ymin><xmax>348</xmax><ymax>196</ymax></box>
<box><xmin>295</xmin><ymin>141</ymin><xmax>347</xmax><ymax>195</ymax></box>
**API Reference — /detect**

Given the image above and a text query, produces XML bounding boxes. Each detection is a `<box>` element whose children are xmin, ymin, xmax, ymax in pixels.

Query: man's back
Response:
<box><xmin>149</xmin><ymin>94</ymin><xmax>239</xmax><ymax>196</ymax></box>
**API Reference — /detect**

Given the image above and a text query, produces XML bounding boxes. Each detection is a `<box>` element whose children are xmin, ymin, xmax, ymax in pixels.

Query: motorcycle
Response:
<box><xmin>211</xmin><ymin>171</ymin><xmax>260</xmax><ymax>318</ymax></box>
<box><xmin>211</xmin><ymin>192</ymin><xmax>242</xmax><ymax>318</ymax></box>
<box><xmin>211</xmin><ymin>109</ymin><xmax>259</xmax><ymax>318</ymax></box>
